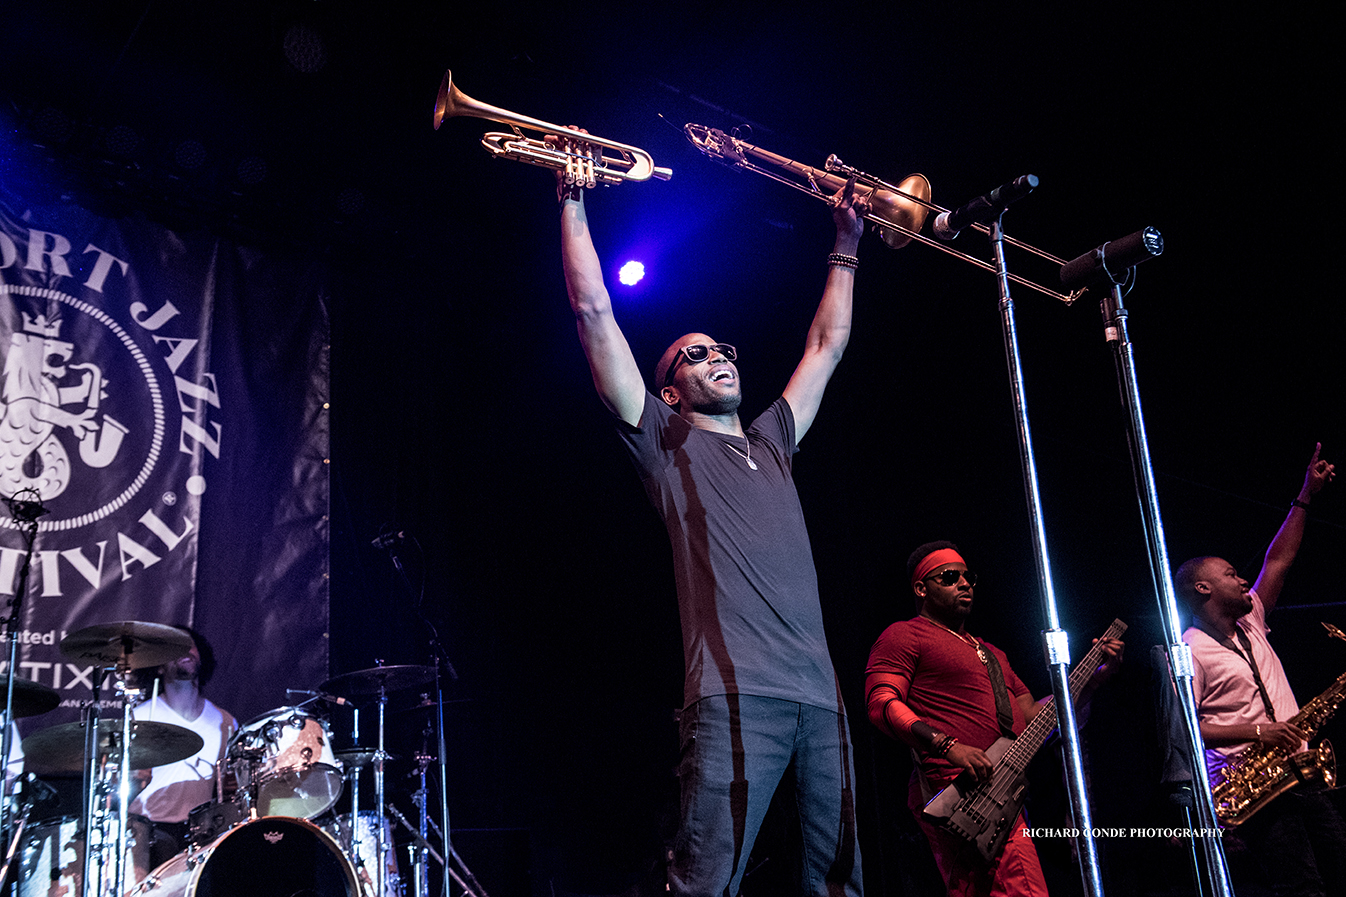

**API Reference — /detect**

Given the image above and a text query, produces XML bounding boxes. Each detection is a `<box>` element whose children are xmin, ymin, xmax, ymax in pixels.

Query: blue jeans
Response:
<box><xmin>669</xmin><ymin>694</ymin><xmax>863</xmax><ymax>896</ymax></box>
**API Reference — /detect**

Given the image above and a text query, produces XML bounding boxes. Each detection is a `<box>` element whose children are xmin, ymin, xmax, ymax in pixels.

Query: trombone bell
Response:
<box><xmin>434</xmin><ymin>70</ymin><xmax>671</xmax><ymax>186</ymax></box>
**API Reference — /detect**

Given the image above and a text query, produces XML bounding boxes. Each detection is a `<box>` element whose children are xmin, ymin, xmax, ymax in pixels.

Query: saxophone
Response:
<box><xmin>1210</xmin><ymin>623</ymin><xmax>1346</xmax><ymax>827</ymax></box>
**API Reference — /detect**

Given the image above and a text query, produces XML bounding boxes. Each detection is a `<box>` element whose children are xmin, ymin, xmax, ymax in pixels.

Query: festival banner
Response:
<box><xmin>0</xmin><ymin>185</ymin><xmax>330</xmax><ymax>738</ymax></box>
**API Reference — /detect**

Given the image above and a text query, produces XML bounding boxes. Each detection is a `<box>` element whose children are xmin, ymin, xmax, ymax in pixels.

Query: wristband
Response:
<box><xmin>1292</xmin><ymin>498</ymin><xmax>1311</xmax><ymax>511</ymax></box>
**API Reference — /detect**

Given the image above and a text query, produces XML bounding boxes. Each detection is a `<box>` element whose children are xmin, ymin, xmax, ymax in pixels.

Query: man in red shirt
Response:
<box><xmin>865</xmin><ymin>542</ymin><xmax>1122</xmax><ymax>896</ymax></box>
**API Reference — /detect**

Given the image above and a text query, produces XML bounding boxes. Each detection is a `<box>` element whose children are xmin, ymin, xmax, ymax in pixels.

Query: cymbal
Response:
<box><xmin>392</xmin><ymin>695</ymin><xmax>439</xmax><ymax>714</ymax></box>
<box><xmin>320</xmin><ymin>665</ymin><xmax>437</xmax><ymax>698</ymax></box>
<box><xmin>22</xmin><ymin>719</ymin><xmax>205</xmax><ymax>776</ymax></box>
<box><xmin>0</xmin><ymin>674</ymin><xmax>59</xmax><ymax>718</ymax></box>
<box><xmin>59</xmin><ymin>621</ymin><xmax>193</xmax><ymax>670</ymax></box>
<box><xmin>334</xmin><ymin>747</ymin><xmax>397</xmax><ymax>771</ymax></box>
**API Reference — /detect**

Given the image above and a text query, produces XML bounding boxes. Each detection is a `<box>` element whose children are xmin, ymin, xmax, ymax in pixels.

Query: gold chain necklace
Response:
<box><xmin>923</xmin><ymin>616</ymin><xmax>988</xmax><ymax>665</ymax></box>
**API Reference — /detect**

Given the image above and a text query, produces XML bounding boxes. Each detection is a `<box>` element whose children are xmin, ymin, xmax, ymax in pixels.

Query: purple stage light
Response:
<box><xmin>618</xmin><ymin>260</ymin><xmax>645</xmax><ymax>286</ymax></box>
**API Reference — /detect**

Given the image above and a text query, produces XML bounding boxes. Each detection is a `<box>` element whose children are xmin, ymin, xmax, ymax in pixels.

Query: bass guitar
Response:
<box><xmin>921</xmin><ymin>618</ymin><xmax>1127</xmax><ymax>861</ymax></box>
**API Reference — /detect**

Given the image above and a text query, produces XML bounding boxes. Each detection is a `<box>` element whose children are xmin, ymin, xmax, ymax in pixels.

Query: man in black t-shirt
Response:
<box><xmin>559</xmin><ymin>160</ymin><xmax>870</xmax><ymax>895</ymax></box>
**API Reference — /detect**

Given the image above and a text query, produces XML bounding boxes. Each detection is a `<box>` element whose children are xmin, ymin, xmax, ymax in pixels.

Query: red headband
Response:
<box><xmin>912</xmin><ymin>548</ymin><xmax>966</xmax><ymax>589</ymax></box>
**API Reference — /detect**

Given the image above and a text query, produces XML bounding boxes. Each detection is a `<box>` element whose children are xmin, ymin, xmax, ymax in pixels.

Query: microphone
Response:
<box><xmin>933</xmin><ymin>175</ymin><xmax>1039</xmax><ymax>240</ymax></box>
<box><xmin>371</xmin><ymin>530</ymin><xmax>405</xmax><ymax>549</ymax></box>
<box><xmin>1059</xmin><ymin>227</ymin><xmax>1164</xmax><ymax>290</ymax></box>
<box><xmin>285</xmin><ymin>688</ymin><xmax>350</xmax><ymax>706</ymax></box>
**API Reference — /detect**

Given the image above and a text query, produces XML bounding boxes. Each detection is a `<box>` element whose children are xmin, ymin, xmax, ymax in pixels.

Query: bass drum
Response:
<box><xmin>131</xmin><ymin>816</ymin><xmax>358</xmax><ymax>897</ymax></box>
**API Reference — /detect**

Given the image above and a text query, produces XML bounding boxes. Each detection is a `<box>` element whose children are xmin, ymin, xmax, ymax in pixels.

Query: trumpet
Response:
<box><xmin>434</xmin><ymin>70</ymin><xmax>672</xmax><ymax>187</ymax></box>
<box><xmin>684</xmin><ymin>123</ymin><xmax>1083</xmax><ymax>305</ymax></box>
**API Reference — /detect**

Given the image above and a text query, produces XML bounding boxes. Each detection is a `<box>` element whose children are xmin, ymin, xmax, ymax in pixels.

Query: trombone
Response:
<box><xmin>434</xmin><ymin>70</ymin><xmax>672</xmax><ymax>187</ymax></box>
<box><xmin>683</xmin><ymin>123</ymin><xmax>1084</xmax><ymax>305</ymax></box>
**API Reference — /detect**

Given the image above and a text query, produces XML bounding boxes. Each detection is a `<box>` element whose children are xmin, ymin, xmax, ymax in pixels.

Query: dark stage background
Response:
<box><xmin>3</xmin><ymin>3</ymin><xmax>1343</xmax><ymax>895</ymax></box>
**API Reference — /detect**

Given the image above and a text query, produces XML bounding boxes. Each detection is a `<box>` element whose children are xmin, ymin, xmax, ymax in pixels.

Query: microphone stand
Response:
<box><xmin>1097</xmin><ymin>279</ymin><xmax>1233</xmax><ymax>897</ymax></box>
<box><xmin>0</xmin><ymin>492</ymin><xmax>45</xmax><ymax>861</ymax></box>
<box><xmin>987</xmin><ymin>214</ymin><xmax>1106</xmax><ymax>897</ymax></box>
<box><xmin>429</xmin><ymin>639</ymin><xmax>459</xmax><ymax>897</ymax></box>
<box><xmin>374</xmin><ymin>533</ymin><xmax>471</xmax><ymax>897</ymax></box>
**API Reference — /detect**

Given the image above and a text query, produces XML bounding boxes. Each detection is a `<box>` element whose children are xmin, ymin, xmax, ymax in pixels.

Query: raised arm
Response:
<box><xmin>781</xmin><ymin>180</ymin><xmax>868</xmax><ymax>442</ymax></box>
<box><xmin>1252</xmin><ymin>442</ymin><xmax>1335</xmax><ymax>612</ymax></box>
<box><xmin>560</xmin><ymin>184</ymin><xmax>646</xmax><ymax>427</ymax></box>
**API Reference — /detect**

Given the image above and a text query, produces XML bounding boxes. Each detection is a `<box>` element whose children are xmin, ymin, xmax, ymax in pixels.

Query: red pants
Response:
<box><xmin>917</xmin><ymin>812</ymin><xmax>1049</xmax><ymax>897</ymax></box>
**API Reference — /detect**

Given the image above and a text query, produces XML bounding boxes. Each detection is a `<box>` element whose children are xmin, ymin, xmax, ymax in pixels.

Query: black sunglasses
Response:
<box><xmin>924</xmin><ymin>569</ymin><xmax>977</xmax><ymax>587</ymax></box>
<box><xmin>664</xmin><ymin>343</ymin><xmax>737</xmax><ymax>386</ymax></box>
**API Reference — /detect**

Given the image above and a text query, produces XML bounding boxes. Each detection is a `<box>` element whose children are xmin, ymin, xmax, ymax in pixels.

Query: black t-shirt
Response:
<box><xmin>619</xmin><ymin>393</ymin><xmax>840</xmax><ymax>712</ymax></box>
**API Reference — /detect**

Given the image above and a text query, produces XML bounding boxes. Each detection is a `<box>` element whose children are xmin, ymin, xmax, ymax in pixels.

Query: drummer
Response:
<box><xmin>128</xmin><ymin>625</ymin><xmax>237</xmax><ymax>872</ymax></box>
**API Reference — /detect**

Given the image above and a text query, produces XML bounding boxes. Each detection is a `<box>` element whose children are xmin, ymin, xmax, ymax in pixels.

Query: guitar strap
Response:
<box><xmin>979</xmin><ymin>642</ymin><xmax>1018</xmax><ymax>738</ymax></box>
<box><xmin>1196</xmin><ymin>619</ymin><xmax>1277</xmax><ymax>721</ymax></box>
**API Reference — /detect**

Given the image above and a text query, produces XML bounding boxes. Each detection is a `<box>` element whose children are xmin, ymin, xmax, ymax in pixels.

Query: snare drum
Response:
<box><xmin>227</xmin><ymin>707</ymin><xmax>343</xmax><ymax>818</ymax></box>
<box><xmin>187</xmin><ymin>797</ymin><xmax>247</xmax><ymax>846</ymax></box>
<box><xmin>130</xmin><ymin>816</ymin><xmax>359</xmax><ymax>897</ymax></box>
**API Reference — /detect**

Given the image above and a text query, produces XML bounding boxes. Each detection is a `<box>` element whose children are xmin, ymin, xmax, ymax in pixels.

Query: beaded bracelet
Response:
<box><xmin>827</xmin><ymin>252</ymin><xmax>859</xmax><ymax>270</ymax></box>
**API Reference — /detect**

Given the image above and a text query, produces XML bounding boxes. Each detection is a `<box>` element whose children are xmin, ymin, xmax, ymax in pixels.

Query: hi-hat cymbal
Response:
<box><xmin>320</xmin><ymin>665</ymin><xmax>437</xmax><ymax>699</ymax></box>
<box><xmin>334</xmin><ymin>747</ymin><xmax>398</xmax><ymax>771</ymax></box>
<box><xmin>0</xmin><ymin>674</ymin><xmax>59</xmax><ymax>718</ymax></box>
<box><xmin>22</xmin><ymin>719</ymin><xmax>205</xmax><ymax>775</ymax></box>
<box><xmin>59</xmin><ymin>621</ymin><xmax>193</xmax><ymax>670</ymax></box>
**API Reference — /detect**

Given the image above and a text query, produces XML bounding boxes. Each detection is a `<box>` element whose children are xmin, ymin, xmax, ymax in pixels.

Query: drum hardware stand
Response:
<box><xmin>388</xmin><ymin>805</ymin><xmax>490</xmax><ymax>897</ymax></box>
<box><xmin>75</xmin><ymin>660</ymin><xmax>148</xmax><ymax>897</ymax></box>
<box><xmin>0</xmin><ymin>490</ymin><xmax>45</xmax><ymax>850</ymax></box>
<box><xmin>69</xmin><ymin>663</ymin><xmax>135</xmax><ymax>897</ymax></box>
<box><xmin>111</xmin><ymin>673</ymin><xmax>151</xmax><ymax>897</ymax></box>
<box><xmin>0</xmin><ymin>805</ymin><xmax>26</xmax><ymax>893</ymax></box>
<box><xmin>349</xmin><ymin>705</ymin><xmax>363</xmax><ymax>857</ymax></box>
<box><xmin>80</xmin><ymin>665</ymin><xmax>112</xmax><ymax>897</ymax></box>
<box><xmin>333</xmin><ymin>704</ymin><xmax>373</xmax><ymax>891</ymax></box>
<box><xmin>410</xmin><ymin>724</ymin><xmax>435</xmax><ymax>897</ymax></box>
<box><xmin>0</xmin><ymin>774</ymin><xmax>56</xmax><ymax>890</ymax></box>
<box><xmin>229</xmin><ymin>739</ymin><xmax>267</xmax><ymax>820</ymax></box>
<box><xmin>372</xmin><ymin>663</ymin><xmax>392</xmax><ymax>897</ymax></box>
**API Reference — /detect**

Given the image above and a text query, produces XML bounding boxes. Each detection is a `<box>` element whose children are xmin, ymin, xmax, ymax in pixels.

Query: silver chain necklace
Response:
<box><xmin>726</xmin><ymin>435</ymin><xmax>757</xmax><ymax>470</ymax></box>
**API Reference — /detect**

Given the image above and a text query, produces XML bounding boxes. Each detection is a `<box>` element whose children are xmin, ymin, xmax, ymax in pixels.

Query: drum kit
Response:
<box><xmin>1</xmin><ymin>620</ymin><xmax>471</xmax><ymax>897</ymax></box>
